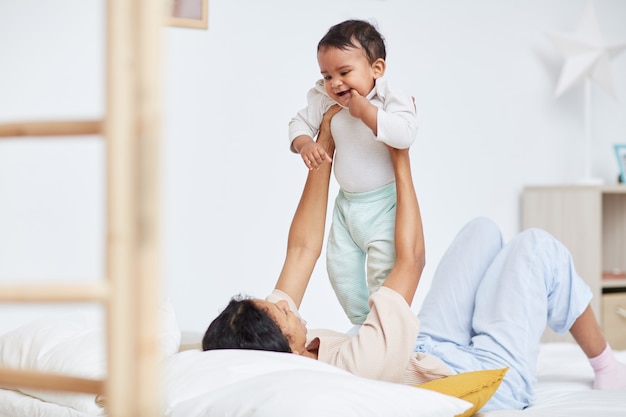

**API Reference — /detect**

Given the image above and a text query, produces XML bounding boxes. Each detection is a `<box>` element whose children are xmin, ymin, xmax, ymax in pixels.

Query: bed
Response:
<box><xmin>1</xmin><ymin>315</ymin><xmax>624</xmax><ymax>417</ymax></box>
<box><xmin>479</xmin><ymin>343</ymin><xmax>626</xmax><ymax>417</ymax></box>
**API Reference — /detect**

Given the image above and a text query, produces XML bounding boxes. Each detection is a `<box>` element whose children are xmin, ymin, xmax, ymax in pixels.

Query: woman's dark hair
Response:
<box><xmin>202</xmin><ymin>295</ymin><xmax>291</xmax><ymax>353</ymax></box>
<box><xmin>317</xmin><ymin>19</ymin><xmax>386</xmax><ymax>64</ymax></box>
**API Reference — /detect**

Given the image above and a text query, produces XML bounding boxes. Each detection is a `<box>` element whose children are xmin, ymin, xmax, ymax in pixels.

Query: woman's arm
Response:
<box><xmin>274</xmin><ymin>105</ymin><xmax>341</xmax><ymax>307</ymax></box>
<box><xmin>381</xmin><ymin>148</ymin><xmax>425</xmax><ymax>305</ymax></box>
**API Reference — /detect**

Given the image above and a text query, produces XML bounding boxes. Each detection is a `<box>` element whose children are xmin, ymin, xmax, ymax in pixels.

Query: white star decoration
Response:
<box><xmin>548</xmin><ymin>1</ymin><xmax>626</xmax><ymax>97</ymax></box>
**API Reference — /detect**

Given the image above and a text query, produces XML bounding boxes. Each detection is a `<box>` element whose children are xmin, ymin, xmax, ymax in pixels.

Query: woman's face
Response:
<box><xmin>254</xmin><ymin>299</ymin><xmax>308</xmax><ymax>355</ymax></box>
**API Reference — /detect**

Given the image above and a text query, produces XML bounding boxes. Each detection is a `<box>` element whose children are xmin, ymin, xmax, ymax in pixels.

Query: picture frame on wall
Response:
<box><xmin>166</xmin><ymin>0</ymin><xmax>208</xmax><ymax>30</ymax></box>
<box><xmin>615</xmin><ymin>144</ymin><xmax>626</xmax><ymax>184</ymax></box>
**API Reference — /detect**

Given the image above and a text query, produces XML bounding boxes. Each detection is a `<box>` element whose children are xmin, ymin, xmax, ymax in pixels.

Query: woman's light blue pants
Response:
<box><xmin>415</xmin><ymin>217</ymin><xmax>592</xmax><ymax>411</ymax></box>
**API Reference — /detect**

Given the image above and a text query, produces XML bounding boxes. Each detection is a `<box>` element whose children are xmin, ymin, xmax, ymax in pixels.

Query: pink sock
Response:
<box><xmin>589</xmin><ymin>344</ymin><xmax>626</xmax><ymax>389</ymax></box>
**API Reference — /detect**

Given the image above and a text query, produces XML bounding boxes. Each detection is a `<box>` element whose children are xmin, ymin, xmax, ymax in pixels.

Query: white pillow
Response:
<box><xmin>0</xmin><ymin>318</ymin><xmax>107</xmax><ymax>415</ymax></box>
<box><xmin>163</xmin><ymin>349</ymin><xmax>471</xmax><ymax>417</ymax></box>
<box><xmin>0</xmin><ymin>298</ymin><xmax>181</xmax><ymax>415</ymax></box>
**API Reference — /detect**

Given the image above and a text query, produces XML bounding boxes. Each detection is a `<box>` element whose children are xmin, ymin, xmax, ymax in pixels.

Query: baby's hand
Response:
<box><xmin>347</xmin><ymin>89</ymin><xmax>371</xmax><ymax>119</ymax></box>
<box><xmin>300</xmin><ymin>141</ymin><xmax>332</xmax><ymax>170</ymax></box>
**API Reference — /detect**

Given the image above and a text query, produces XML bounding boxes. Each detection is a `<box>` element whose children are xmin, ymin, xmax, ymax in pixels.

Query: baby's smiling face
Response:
<box><xmin>317</xmin><ymin>43</ymin><xmax>380</xmax><ymax>107</ymax></box>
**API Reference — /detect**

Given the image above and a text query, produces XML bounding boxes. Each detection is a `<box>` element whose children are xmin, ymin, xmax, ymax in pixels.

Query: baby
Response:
<box><xmin>289</xmin><ymin>19</ymin><xmax>418</xmax><ymax>325</ymax></box>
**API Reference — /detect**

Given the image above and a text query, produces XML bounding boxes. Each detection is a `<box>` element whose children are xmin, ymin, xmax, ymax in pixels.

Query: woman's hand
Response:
<box><xmin>315</xmin><ymin>104</ymin><xmax>340</xmax><ymax>161</ymax></box>
<box><xmin>274</xmin><ymin>104</ymin><xmax>340</xmax><ymax>307</ymax></box>
<box><xmin>382</xmin><ymin>146</ymin><xmax>425</xmax><ymax>305</ymax></box>
<box><xmin>295</xmin><ymin>104</ymin><xmax>340</xmax><ymax>170</ymax></box>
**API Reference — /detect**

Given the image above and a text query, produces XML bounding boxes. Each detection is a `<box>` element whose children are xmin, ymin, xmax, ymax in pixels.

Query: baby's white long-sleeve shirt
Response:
<box><xmin>289</xmin><ymin>78</ymin><xmax>418</xmax><ymax>192</ymax></box>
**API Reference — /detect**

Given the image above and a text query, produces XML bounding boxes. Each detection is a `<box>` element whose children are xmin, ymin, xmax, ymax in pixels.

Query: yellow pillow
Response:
<box><xmin>416</xmin><ymin>367</ymin><xmax>508</xmax><ymax>417</ymax></box>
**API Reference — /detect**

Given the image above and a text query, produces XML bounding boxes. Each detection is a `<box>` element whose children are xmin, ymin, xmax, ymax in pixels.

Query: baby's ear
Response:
<box><xmin>372</xmin><ymin>58</ymin><xmax>386</xmax><ymax>79</ymax></box>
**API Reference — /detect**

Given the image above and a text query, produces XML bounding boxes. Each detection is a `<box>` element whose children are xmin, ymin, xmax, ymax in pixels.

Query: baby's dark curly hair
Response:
<box><xmin>318</xmin><ymin>19</ymin><xmax>386</xmax><ymax>64</ymax></box>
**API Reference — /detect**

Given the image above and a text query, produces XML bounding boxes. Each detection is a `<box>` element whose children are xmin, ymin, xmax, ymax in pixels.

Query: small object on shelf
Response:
<box><xmin>602</xmin><ymin>269</ymin><xmax>626</xmax><ymax>279</ymax></box>
<box><xmin>614</xmin><ymin>144</ymin><xmax>626</xmax><ymax>184</ymax></box>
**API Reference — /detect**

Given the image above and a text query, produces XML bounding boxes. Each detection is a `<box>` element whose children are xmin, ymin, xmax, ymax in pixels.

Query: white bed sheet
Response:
<box><xmin>0</xmin><ymin>343</ymin><xmax>624</xmax><ymax>417</ymax></box>
<box><xmin>479</xmin><ymin>343</ymin><xmax>626</xmax><ymax>417</ymax></box>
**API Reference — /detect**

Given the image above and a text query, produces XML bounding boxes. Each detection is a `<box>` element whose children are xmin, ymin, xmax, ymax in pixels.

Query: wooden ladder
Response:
<box><xmin>0</xmin><ymin>1</ymin><xmax>163</xmax><ymax>416</ymax></box>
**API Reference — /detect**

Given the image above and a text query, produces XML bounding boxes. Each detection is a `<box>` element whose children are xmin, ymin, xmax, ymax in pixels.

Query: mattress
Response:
<box><xmin>0</xmin><ymin>342</ymin><xmax>624</xmax><ymax>417</ymax></box>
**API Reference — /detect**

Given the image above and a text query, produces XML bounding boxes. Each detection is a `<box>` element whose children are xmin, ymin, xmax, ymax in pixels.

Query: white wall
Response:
<box><xmin>1</xmin><ymin>0</ymin><xmax>625</xmax><ymax>335</ymax></box>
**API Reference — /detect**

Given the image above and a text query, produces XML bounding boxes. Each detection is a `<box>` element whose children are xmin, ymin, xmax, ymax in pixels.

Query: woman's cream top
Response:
<box><xmin>267</xmin><ymin>287</ymin><xmax>453</xmax><ymax>385</ymax></box>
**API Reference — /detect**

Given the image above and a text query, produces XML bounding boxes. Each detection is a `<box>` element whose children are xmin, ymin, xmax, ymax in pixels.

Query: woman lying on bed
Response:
<box><xmin>203</xmin><ymin>106</ymin><xmax>626</xmax><ymax>412</ymax></box>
